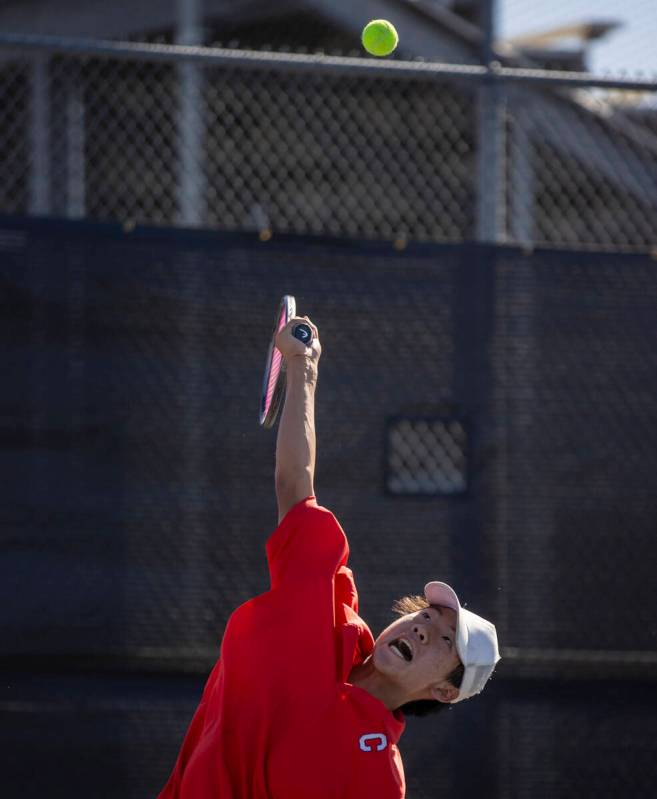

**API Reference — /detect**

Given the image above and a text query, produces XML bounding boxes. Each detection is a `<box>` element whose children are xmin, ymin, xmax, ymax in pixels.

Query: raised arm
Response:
<box><xmin>274</xmin><ymin>316</ymin><xmax>322</xmax><ymax>524</ymax></box>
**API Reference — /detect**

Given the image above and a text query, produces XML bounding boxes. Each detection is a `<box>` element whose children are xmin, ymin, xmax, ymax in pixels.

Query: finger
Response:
<box><xmin>284</xmin><ymin>316</ymin><xmax>307</xmax><ymax>332</ymax></box>
<box><xmin>301</xmin><ymin>316</ymin><xmax>319</xmax><ymax>337</ymax></box>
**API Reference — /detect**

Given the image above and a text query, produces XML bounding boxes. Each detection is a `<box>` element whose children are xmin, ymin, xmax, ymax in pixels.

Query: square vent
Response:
<box><xmin>385</xmin><ymin>417</ymin><xmax>469</xmax><ymax>496</ymax></box>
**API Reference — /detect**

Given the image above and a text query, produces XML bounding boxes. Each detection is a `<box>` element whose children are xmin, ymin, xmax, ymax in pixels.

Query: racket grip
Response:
<box><xmin>292</xmin><ymin>323</ymin><xmax>313</xmax><ymax>345</ymax></box>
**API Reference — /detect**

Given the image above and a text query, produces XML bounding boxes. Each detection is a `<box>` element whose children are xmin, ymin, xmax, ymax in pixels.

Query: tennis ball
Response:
<box><xmin>361</xmin><ymin>19</ymin><xmax>398</xmax><ymax>57</ymax></box>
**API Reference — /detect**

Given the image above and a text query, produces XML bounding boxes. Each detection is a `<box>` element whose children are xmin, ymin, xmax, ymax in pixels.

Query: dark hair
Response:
<box><xmin>391</xmin><ymin>594</ymin><xmax>464</xmax><ymax>717</ymax></box>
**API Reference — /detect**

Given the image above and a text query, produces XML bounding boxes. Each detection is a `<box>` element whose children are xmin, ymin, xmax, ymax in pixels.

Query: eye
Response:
<box><xmin>442</xmin><ymin>636</ymin><xmax>453</xmax><ymax>648</ymax></box>
<box><xmin>423</xmin><ymin>612</ymin><xmax>431</xmax><ymax>620</ymax></box>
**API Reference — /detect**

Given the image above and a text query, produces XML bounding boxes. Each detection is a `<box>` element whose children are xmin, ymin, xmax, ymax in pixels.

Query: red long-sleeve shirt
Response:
<box><xmin>158</xmin><ymin>496</ymin><xmax>405</xmax><ymax>798</ymax></box>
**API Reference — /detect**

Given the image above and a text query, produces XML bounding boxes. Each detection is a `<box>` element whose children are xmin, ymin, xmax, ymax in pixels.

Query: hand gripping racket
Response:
<box><xmin>259</xmin><ymin>295</ymin><xmax>313</xmax><ymax>428</ymax></box>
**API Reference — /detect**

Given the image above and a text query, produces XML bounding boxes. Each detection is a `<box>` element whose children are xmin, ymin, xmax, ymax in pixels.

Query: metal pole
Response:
<box><xmin>475</xmin><ymin>0</ymin><xmax>505</xmax><ymax>244</ymax></box>
<box><xmin>176</xmin><ymin>0</ymin><xmax>205</xmax><ymax>226</ymax></box>
<box><xmin>65</xmin><ymin>64</ymin><xmax>86</xmax><ymax>219</ymax></box>
<box><xmin>2</xmin><ymin>34</ymin><xmax>657</xmax><ymax>93</ymax></box>
<box><xmin>29</xmin><ymin>54</ymin><xmax>51</xmax><ymax>215</ymax></box>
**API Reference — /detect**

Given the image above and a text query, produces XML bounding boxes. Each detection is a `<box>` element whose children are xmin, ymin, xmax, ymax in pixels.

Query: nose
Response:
<box><xmin>412</xmin><ymin>625</ymin><xmax>428</xmax><ymax>644</ymax></box>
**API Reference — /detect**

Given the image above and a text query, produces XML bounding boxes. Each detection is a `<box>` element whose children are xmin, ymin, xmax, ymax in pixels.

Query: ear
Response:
<box><xmin>430</xmin><ymin>682</ymin><xmax>460</xmax><ymax>704</ymax></box>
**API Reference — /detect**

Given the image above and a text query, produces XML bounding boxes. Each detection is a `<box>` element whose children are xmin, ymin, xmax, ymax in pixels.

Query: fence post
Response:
<box><xmin>29</xmin><ymin>53</ymin><xmax>51</xmax><ymax>215</ymax></box>
<box><xmin>65</xmin><ymin>62</ymin><xmax>86</xmax><ymax>219</ymax></box>
<box><xmin>475</xmin><ymin>0</ymin><xmax>506</xmax><ymax>244</ymax></box>
<box><xmin>176</xmin><ymin>0</ymin><xmax>205</xmax><ymax>227</ymax></box>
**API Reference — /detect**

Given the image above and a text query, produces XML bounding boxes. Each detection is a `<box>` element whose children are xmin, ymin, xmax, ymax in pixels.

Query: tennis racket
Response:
<box><xmin>259</xmin><ymin>295</ymin><xmax>313</xmax><ymax>428</ymax></box>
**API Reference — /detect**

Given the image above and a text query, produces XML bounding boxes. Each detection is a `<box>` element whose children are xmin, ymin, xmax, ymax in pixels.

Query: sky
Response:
<box><xmin>498</xmin><ymin>0</ymin><xmax>657</xmax><ymax>77</ymax></box>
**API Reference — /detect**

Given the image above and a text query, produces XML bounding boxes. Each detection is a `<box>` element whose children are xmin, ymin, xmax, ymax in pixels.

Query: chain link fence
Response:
<box><xmin>0</xmin><ymin>34</ymin><xmax>656</xmax><ymax>249</ymax></box>
<box><xmin>3</xmin><ymin>25</ymin><xmax>657</xmax><ymax>799</ymax></box>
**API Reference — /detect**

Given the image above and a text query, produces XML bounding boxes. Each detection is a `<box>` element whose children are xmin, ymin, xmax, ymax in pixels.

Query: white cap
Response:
<box><xmin>424</xmin><ymin>581</ymin><xmax>500</xmax><ymax>703</ymax></box>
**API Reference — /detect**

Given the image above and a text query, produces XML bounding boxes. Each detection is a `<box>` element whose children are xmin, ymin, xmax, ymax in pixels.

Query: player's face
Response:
<box><xmin>372</xmin><ymin>605</ymin><xmax>462</xmax><ymax>703</ymax></box>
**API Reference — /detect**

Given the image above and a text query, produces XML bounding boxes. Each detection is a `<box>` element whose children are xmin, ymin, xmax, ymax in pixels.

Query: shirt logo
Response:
<box><xmin>359</xmin><ymin>733</ymin><xmax>388</xmax><ymax>752</ymax></box>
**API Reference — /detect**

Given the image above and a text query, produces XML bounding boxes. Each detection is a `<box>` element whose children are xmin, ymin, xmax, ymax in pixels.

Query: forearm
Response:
<box><xmin>275</xmin><ymin>357</ymin><xmax>318</xmax><ymax>488</ymax></box>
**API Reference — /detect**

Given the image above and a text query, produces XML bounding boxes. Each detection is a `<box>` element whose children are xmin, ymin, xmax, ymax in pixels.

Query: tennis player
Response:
<box><xmin>158</xmin><ymin>316</ymin><xmax>500</xmax><ymax>799</ymax></box>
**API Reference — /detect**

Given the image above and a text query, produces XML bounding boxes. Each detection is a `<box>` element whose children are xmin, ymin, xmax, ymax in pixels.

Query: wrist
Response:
<box><xmin>286</xmin><ymin>355</ymin><xmax>318</xmax><ymax>383</ymax></box>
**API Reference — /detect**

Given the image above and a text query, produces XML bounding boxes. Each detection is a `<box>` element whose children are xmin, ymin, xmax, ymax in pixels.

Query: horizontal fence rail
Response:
<box><xmin>2</xmin><ymin>33</ymin><xmax>657</xmax><ymax>91</ymax></box>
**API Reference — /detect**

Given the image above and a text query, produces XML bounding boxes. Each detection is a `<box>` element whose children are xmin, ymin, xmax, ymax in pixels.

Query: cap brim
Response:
<box><xmin>424</xmin><ymin>581</ymin><xmax>469</xmax><ymax>664</ymax></box>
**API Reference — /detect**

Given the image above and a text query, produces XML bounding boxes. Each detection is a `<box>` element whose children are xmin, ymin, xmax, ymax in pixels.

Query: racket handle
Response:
<box><xmin>292</xmin><ymin>323</ymin><xmax>313</xmax><ymax>345</ymax></box>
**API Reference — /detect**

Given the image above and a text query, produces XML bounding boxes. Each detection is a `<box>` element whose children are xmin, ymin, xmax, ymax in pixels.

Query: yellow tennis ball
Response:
<box><xmin>361</xmin><ymin>19</ymin><xmax>398</xmax><ymax>57</ymax></box>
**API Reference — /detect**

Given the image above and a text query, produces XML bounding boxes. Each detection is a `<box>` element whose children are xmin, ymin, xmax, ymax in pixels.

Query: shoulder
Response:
<box><xmin>266</xmin><ymin>497</ymin><xmax>350</xmax><ymax>585</ymax></box>
<box><xmin>270</xmin><ymin>497</ymin><xmax>345</xmax><ymax>544</ymax></box>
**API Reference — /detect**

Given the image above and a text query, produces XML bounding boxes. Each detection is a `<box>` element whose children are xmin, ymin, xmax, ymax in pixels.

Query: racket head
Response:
<box><xmin>259</xmin><ymin>295</ymin><xmax>296</xmax><ymax>428</ymax></box>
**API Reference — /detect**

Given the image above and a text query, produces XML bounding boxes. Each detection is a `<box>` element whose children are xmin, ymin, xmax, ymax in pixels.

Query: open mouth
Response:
<box><xmin>389</xmin><ymin>638</ymin><xmax>413</xmax><ymax>662</ymax></box>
